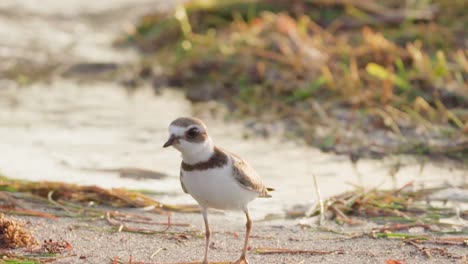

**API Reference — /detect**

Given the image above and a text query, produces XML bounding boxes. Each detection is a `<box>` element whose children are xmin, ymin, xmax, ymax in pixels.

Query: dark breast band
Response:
<box><xmin>181</xmin><ymin>147</ymin><xmax>228</xmax><ymax>171</ymax></box>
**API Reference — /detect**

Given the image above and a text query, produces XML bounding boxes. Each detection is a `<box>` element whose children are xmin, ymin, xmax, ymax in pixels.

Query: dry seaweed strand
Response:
<box><xmin>0</xmin><ymin>176</ymin><xmax>197</xmax><ymax>240</ymax></box>
<box><xmin>0</xmin><ymin>205</ymin><xmax>58</xmax><ymax>219</ymax></box>
<box><xmin>255</xmin><ymin>247</ymin><xmax>345</xmax><ymax>255</ymax></box>
<box><xmin>0</xmin><ymin>177</ymin><xmax>199</xmax><ymax>214</ymax></box>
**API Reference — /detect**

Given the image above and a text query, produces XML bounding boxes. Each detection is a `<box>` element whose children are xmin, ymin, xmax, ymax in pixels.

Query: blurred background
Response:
<box><xmin>0</xmin><ymin>0</ymin><xmax>466</xmax><ymax>219</ymax></box>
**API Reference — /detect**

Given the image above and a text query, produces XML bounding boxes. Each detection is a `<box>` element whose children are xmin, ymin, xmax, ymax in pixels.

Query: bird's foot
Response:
<box><xmin>233</xmin><ymin>257</ymin><xmax>249</xmax><ymax>264</ymax></box>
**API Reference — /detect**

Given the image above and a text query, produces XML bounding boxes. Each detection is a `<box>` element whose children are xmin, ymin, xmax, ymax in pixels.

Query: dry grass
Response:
<box><xmin>0</xmin><ymin>176</ymin><xmax>198</xmax><ymax>215</ymax></box>
<box><xmin>122</xmin><ymin>0</ymin><xmax>467</xmax><ymax>160</ymax></box>
<box><xmin>305</xmin><ymin>182</ymin><xmax>468</xmax><ymax>228</ymax></box>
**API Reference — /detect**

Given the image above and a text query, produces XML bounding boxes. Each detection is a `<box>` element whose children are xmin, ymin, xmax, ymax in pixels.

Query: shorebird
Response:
<box><xmin>163</xmin><ymin>117</ymin><xmax>273</xmax><ymax>264</ymax></box>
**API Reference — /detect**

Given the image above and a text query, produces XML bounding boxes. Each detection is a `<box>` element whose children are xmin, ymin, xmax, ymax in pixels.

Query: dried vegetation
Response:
<box><xmin>0</xmin><ymin>175</ymin><xmax>198</xmax><ymax>263</ymax></box>
<box><xmin>0</xmin><ymin>173</ymin><xmax>466</xmax><ymax>262</ymax></box>
<box><xmin>294</xmin><ymin>182</ymin><xmax>468</xmax><ymax>230</ymax></box>
<box><xmin>0</xmin><ymin>176</ymin><xmax>198</xmax><ymax>216</ymax></box>
<box><xmin>316</xmin><ymin>183</ymin><xmax>468</xmax><ymax>226</ymax></box>
<box><xmin>121</xmin><ymin>0</ymin><xmax>468</xmax><ymax>160</ymax></box>
<box><xmin>0</xmin><ymin>214</ymin><xmax>37</xmax><ymax>249</ymax></box>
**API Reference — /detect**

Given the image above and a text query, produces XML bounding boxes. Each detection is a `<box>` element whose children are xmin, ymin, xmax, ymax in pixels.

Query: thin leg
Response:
<box><xmin>202</xmin><ymin>207</ymin><xmax>210</xmax><ymax>264</ymax></box>
<box><xmin>235</xmin><ymin>207</ymin><xmax>252</xmax><ymax>264</ymax></box>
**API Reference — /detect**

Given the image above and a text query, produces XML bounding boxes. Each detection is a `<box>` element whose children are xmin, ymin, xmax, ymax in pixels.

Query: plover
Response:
<box><xmin>163</xmin><ymin>117</ymin><xmax>273</xmax><ymax>264</ymax></box>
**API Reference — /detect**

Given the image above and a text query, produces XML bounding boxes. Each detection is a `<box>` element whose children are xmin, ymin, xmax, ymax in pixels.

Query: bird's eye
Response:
<box><xmin>186</xmin><ymin>127</ymin><xmax>199</xmax><ymax>138</ymax></box>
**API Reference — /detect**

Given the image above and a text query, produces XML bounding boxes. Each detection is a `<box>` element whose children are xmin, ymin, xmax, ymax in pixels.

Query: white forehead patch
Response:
<box><xmin>169</xmin><ymin>125</ymin><xmax>204</xmax><ymax>136</ymax></box>
<box><xmin>169</xmin><ymin>125</ymin><xmax>186</xmax><ymax>137</ymax></box>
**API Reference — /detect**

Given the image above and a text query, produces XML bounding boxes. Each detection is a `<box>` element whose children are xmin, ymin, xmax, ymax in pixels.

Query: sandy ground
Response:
<box><xmin>8</xmin><ymin>207</ymin><xmax>467</xmax><ymax>264</ymax></box>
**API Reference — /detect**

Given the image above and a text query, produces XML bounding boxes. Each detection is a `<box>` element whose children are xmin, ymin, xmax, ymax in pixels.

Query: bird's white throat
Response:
<box><xmin>168</xmin><ymin>124</ymin><xmax>215</xmax><ymax>164</ymax></box>
<box><xmin>178</xmin><ymin>137</ymin><xmax>215</xmax><ymax>165</ymax></box>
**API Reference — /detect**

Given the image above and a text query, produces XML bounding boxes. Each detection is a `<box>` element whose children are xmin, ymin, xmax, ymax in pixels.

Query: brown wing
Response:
<box><xmin>231</xmin><ymin>153</ymin><xmax>272</xmax><ymax>198</ymax></box>
<box><xmin>180</xmin><ymin>170</ymin><xmax>188</xmax><ymax>194</ymax></box>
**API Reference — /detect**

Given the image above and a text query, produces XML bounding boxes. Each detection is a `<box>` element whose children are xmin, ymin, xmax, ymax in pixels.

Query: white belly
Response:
<box><xmin>181</xmin><ymin>164</ymin><xmax>259</xmax><ymax>210</ymax></box>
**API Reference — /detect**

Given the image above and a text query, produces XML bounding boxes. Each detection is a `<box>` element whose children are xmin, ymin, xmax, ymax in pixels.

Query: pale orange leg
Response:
<box><xmin>234</xmin><ymin>208</ymin><xmax>251</xmax><ymax>264</ymax></box>
<box><xmin>202</xmin><ymin>208</ymin><xmax>210</xmax><ymax>264</ymax></box>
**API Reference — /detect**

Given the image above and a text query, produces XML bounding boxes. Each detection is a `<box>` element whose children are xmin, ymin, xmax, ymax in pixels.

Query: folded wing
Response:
<box><xmin>231</xmin><ymin>153</ymin><xmax>272</xmax><ymax>198</ymax></box>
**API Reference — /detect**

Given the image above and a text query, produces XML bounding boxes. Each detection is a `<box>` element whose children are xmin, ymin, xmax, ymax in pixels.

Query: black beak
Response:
<box><xmin>163</xmin><ymin>135</ymin><xmax>176</xmax><ymax>148</ymax></box>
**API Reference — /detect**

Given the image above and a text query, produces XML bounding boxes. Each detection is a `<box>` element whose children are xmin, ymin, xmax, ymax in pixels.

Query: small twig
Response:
<box><xmin>110</xmin><ymin>211</ymin><xmax>152</xmax><ymax>220</ymax></box>
<box><xmin>0</xmin><ymin>206</ymin><xmax>58</xmax><ymax>219</ymax></box>
<box><xmin>313</xmin><ymin>175</ymin><xmax>325</xmax><ymax>225</ymax></box>
<box><xmin>146</xmin><ymin>260</ymin><xmax>234</xmax><ymax>264</ymax></box>
<box><xmin>371</xmin><ymin>232</ymin><xmax>427</xmax><ymax>240</ymax></box>
<box><xmin>329</xmin><ymin>204</ymin><xmax>355</xmax><ymax>224</ymax></box>
<box><xmin>372</xmin><ymin>223</ymin><xmax>432</xmax><ymax>233</ymax></box>
<box><xmin>150</xmin><ymin>248</ymin><xmax>165</xmax><ymax>259</ymax></box>
<box><xmin>406</xmin><ymin>240</ymin><xmax>465</xmax><ymax>260</ymax></box>
<box><xmin>105</xmin><ymin>212</ymin><xmax>175</xmax><ymax>234</ymax></box>
<box><xmin>112</xmin><ymin>214</ymin><xmax>189</xmax><ymax>227</ymax></box>
<box><xmin>373</xmin><ymin>231</ymin><xmax>468</xmax><ymax>246</ymax></box>
<box><xmin>223</xmin><ymin>231</ymin><xmax>274</xmax><ymax>239</ymax></box>
<box><xmin>406</xmin><ymin>240</ymin><xmax>432</xmax><ymax>258</ymax></box>
<box><xmin>167</xmin><ymin>214</ymin><xmax>172</xmax><ymax>230</ymax></box>
<box><xmin>425</xmin><ymin>237</ymin><xmax>468</xmax><ymax>247</ymax></box>
<box><xmin>255</xmin><ymin>247</ymin><xmax>344</xmax><ymax>255</ymax></box>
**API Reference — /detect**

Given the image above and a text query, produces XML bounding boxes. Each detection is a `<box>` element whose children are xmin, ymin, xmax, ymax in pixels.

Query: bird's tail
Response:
<box><xmin>260</xmin><ymin>187</ymin><xmax>275</xmax><ymax>198</ymax></box>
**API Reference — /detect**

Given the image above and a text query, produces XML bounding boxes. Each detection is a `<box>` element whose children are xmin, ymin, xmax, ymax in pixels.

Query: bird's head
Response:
<box><xmin>163</xmin><ymin>117</ymin><xmax>214</xmax><ymax>163</ymax></box>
